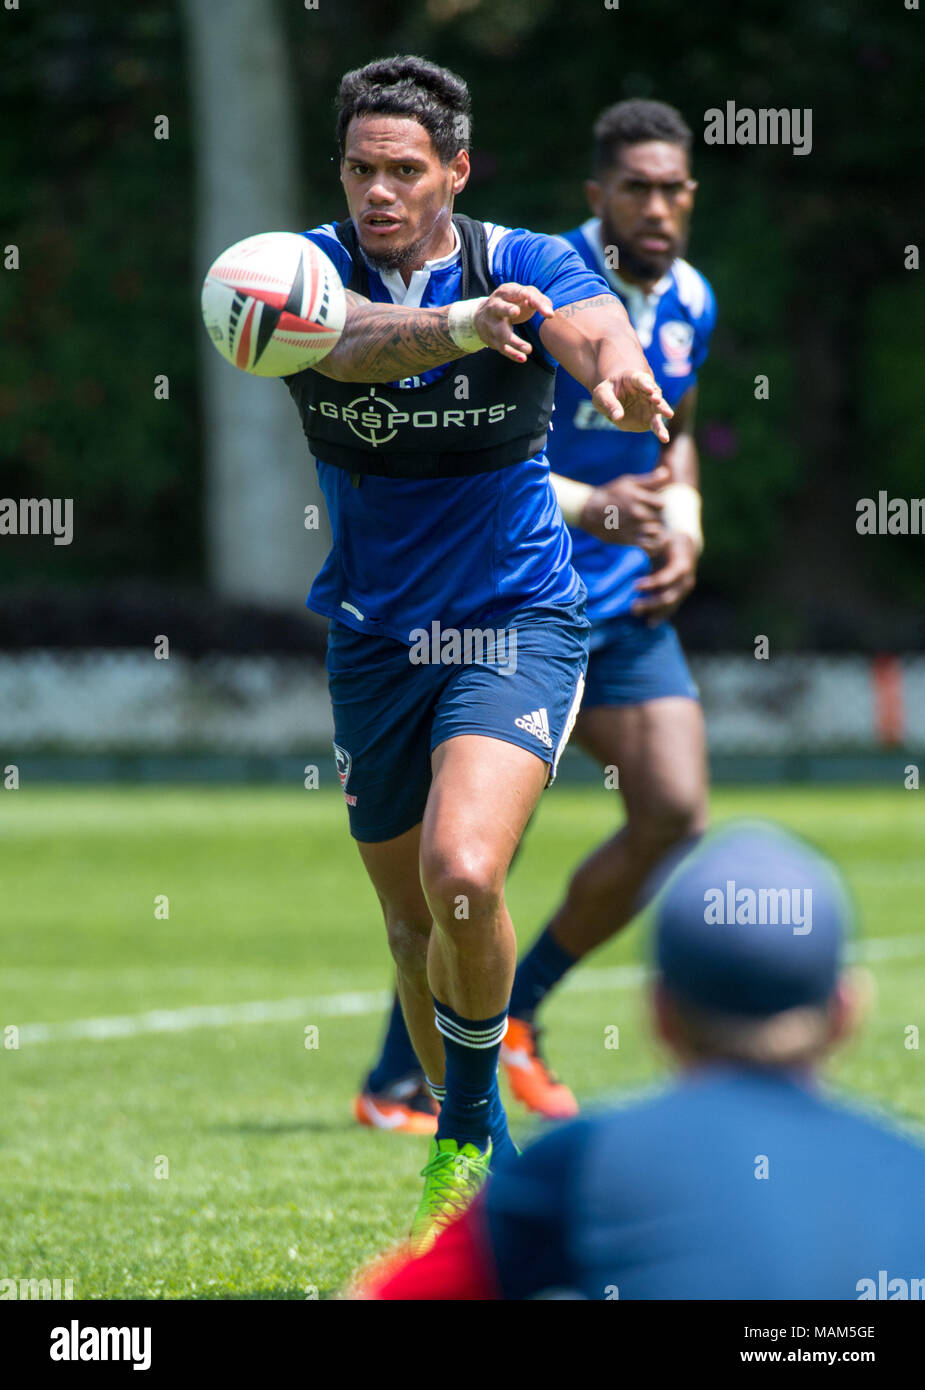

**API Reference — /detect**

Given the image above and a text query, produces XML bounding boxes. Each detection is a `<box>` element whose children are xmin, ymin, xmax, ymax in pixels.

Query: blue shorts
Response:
<box><xmin>325</xmin><ymin>599</ymin><xmax>590</xmax><ymax>842</ymax></box>
<box><xmin>582</xmin><ymin>614</ymin><xmax>699</xmax><ymax>709</ymax></box>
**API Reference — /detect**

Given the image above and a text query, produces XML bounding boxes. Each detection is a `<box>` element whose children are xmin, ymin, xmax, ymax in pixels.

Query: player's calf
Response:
<box><xmin>419</xmin><ymin>845</ymin><xmax>519</xmax><ymax>1164</ymax></box>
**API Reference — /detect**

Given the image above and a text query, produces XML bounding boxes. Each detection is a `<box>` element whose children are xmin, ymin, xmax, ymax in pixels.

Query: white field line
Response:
<box><xmin>13</xmin><ymin>935</ymin><xmax>922</xmax><ymax>1047</ymax></box>
<box><xmin>16</xmin><ymin>991</ymin><xmax>392</xmax><ymax>1045</ymax></box>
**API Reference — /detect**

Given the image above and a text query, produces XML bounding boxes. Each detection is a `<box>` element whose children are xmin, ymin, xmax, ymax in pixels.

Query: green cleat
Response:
<box><xmin>409</xmin><ymin>1136</ymin><xmax>493</xmax><ymax>1255</ymax></box>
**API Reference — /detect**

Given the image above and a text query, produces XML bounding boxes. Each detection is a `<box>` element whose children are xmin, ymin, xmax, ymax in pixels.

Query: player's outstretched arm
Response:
<box><xmin>540</xmin><ymin>294</ymin><xmax>673</xmax><ymax>442</ymax></box>
<box><xmin>314</xmin><ymin>284</ymin><xmax>555</xmax><ymax>383</ymax></box>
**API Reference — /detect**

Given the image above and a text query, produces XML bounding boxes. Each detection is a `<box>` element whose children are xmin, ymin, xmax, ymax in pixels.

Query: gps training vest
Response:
<box><xmin>285</xmin><ymin>215</ymin><xmax>556</xmax><ymax>479</ymax></box>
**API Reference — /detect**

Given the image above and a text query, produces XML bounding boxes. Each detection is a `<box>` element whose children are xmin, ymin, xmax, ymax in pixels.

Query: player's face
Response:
<box><xmin>341</xmin><ymin>115</ymin><xmax>469</xmax><ymax>274</ymax></box>
<box><xmin>586</xmin><ymin>140</ymin><xmax>697</xmax><ymax>284</ymax></box>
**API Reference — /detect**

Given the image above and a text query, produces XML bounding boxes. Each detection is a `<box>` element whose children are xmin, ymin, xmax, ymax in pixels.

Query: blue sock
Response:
<box><xmin>365</xmin><ymin>990</ymin><xmax>421</xmax><ymax>1092</ymax></box>
<box><xmin>433</xmin><ymin>997</ymin><xmax>515</xmax><ymax>1162</ymax></box>
<box><xmin>508</xmin><ymin>926</ymin><xmax>578</xmax><ymax>1023</ymax></box>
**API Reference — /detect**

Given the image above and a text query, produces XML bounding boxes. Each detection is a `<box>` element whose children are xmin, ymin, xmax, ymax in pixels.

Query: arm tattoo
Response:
<box><xmin>553</xmin><ymin>294</ymin><xmax>615</xmax><ymax>321</ymax></box>
<box><xmin>320</xmin><ymin>288</ymin><xmax>470</xmax><ymax>382</ymax></box>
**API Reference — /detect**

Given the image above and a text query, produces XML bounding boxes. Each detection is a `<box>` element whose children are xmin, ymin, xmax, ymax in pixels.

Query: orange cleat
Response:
<box><xmin>354</xmin><ymin>1073</ymin><xmax>440</xmax><ymax>1135</ymax></box>
<box><xmin>500</xmin><ymin>1017</ymin><xmax>579</xmax><ymax>1120</ymax></box>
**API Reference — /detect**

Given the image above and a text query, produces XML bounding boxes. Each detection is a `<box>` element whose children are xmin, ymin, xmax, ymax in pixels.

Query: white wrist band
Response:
<box><xmin>551</xmin><ymin>473</ymin><xmax>593</xmax><ymax>527</ymax></box>
<box><xmin>659</xmin><ymin>482</ymin><xmax>704</xmax><ymax>556</ymax></box>
<box><xmin>447</xmin><ymin>297</ymin><xmax>488</xmax><ymax>352</ymax></box>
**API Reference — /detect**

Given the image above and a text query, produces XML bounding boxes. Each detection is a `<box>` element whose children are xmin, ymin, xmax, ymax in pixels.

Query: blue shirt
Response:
<box><xmin>485</xmin><ymin>1067</ymin><xmax>925</xmax><ymax>1299</ymax></box>
<box><xmin>548</xmin><ymin>218</ymin><xmax>716</xmax><ymax>627</ymax></box>
<box><xmin>299</xmin><ymin>220</ymin><xmax>611</xmax><ymax>643</ymax></box>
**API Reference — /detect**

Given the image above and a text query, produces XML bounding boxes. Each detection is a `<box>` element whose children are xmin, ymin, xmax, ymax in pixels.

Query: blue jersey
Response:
<box><xmin>299</xmin><ymin>221</ymin><xmax>610</xmax><ymax>644</ymax></box>
<box><xmin>485</xmin><ymin>1067</ymin><xmax>925</xmax><ymax>1299</ymax></box>
<box><xmin>548</xmin><ymin>218</ymin><xmax>716</xmax><ymax>626</ymax></box>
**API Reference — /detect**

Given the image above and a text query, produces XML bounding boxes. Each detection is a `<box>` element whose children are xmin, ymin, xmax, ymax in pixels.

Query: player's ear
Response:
<box><xmin>584</xmin><ymin>179</ymin><xmax>602</xmax><ymax>216</ymax></box>
<box><xmin>829</xmin><ymin>967</ymin><xmax>876</xmax><ymax>1048</ymax></box>
<box><xmin>450</xmin><ymin>148</ymin><xmax>470</xmax><ymax>196</ymax></box>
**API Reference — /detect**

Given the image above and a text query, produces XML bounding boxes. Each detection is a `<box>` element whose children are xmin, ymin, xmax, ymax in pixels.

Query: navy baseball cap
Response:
<box><xmin>653</xmin><ymin>821</ymin><xmax>853</xmax><ymax>1017</ymax></box>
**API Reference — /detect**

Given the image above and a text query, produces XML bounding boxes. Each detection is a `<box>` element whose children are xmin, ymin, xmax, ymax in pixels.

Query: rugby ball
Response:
<box><xmin>200</xmin><ymin>231</ymin><xmax>346</xmax><ymax>377</ymax></box>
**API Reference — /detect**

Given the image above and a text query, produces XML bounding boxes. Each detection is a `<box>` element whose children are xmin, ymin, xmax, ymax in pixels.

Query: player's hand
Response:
<box><xmin>630</xmin><ymin>532</ymin><xmax>698</xmax><ymax>625</ymax></box>
<box><xmin>591</xmin><ymin>370</ymin><xmax>673</xmax><ymax>442</ymax></box>
<box><xmin>474</xmin><ymin>283</ymin><xmax>554</xmax><ymax>363</ymax></box>
<box><xmin>579</xmin><ymin>464</ymin><xmax>671</xmax><ymax>551</ymax></box>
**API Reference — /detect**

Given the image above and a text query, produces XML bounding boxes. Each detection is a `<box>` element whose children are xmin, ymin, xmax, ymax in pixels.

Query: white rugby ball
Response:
<box><xmin>200</xmin><ymin>231</ymin><xmax>345</xmax><ymax>377</ymax></box>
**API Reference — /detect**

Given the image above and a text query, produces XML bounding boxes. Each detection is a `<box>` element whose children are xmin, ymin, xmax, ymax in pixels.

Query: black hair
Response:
<box><xmin>592</xmin><ymin>99</ymin><xmax>692</xmax><ymax>175</ymax></box>
<box><xmin>336</xmin><ymin>55</ymin><xmax>471</xmax><ymax>165</ymax></box>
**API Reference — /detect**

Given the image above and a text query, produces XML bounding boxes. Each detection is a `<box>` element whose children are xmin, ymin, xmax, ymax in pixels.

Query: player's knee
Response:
<box><xmin>628</xmin><ymin>795</ymin><xmax>707</xmax><ymax>853</ymax></box>
<box><xmin>383</xmin><ymin>913</ymin><xmax>431</xmax><ymax>972</ymax></box>
<box><xmin>420</xmin><ymin>851</ymin><xmax>503</xmax><ymax>927</ymax></box>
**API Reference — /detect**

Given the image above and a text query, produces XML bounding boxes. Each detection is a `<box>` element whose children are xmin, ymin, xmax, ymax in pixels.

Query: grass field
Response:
<box><xmin>2</xmin><ymin>783</ymin><xmax>923</xmax><ymax>1299</ymax></box>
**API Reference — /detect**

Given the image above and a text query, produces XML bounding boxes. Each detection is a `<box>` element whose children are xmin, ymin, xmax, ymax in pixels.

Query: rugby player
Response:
<box><xmin>286</xmin><ymin>57</ymin><xmax>671</xmax><ymax>1246</ymax></box>
<box><xmin>356</xmin><ymin>99</ymin><xmax>715</xmax><ymax>1128</ymax></box>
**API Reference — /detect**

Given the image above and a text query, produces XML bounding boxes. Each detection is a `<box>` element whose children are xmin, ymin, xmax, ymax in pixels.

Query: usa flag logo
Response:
<box><xmin>333</xmin><ymin>743</ymin><xmax>352</xmax><ymax>790</ymax></box>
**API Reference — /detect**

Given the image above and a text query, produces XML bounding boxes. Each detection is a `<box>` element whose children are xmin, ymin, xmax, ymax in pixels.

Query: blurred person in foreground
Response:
<box><xmin>357</xmin><ymin>822</ymin><xmax>925</xmax><ymax>1299</ymax></box>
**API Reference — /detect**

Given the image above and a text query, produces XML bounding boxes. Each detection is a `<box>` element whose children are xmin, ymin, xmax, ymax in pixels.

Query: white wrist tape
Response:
<box><xmin>659</xmin><ymin>483</ymin><xmax>703</xmax><ymax>555</ymax></box>
<box><xmin>551</xmin><ymin>473</ymin><xmax>593</xmax><ymax>527</ymax></box>
<box><xmin>447</xmin><ymin>297</ymin><xmax>488</xmax><ymax>352</ymax></box>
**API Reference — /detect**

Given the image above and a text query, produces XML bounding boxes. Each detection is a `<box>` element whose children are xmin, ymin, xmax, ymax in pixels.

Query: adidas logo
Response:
<box><xmin>515</xmin><ymin>707</ymin><xmax>553</xmax><ymax>748</ymax></box>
